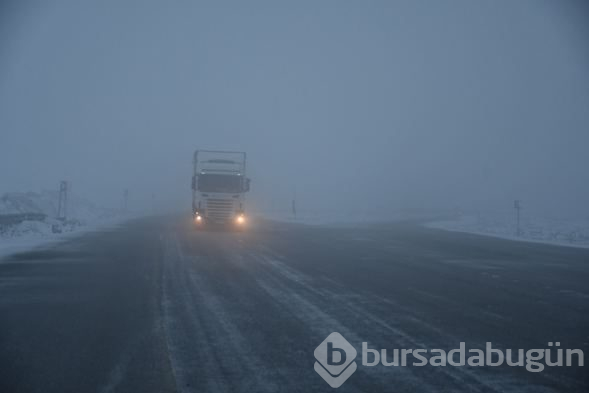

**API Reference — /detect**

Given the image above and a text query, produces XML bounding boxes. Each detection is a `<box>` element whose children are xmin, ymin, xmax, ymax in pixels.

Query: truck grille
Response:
<box><xmin>206</xmin><ymin>198</ymin><xmax>234</xmax><ymax>221</ymax></box>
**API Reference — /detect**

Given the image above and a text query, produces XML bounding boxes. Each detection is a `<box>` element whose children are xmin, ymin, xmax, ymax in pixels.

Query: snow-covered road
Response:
<box><xmin>0</xmin><ymin>217</ymin><xmax>587</xmax><ymax>392</ymax></box>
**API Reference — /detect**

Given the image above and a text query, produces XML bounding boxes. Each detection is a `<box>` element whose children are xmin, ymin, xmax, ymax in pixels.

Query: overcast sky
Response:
<box><xmin>1</xmin><ymin>0</ymin><xmax>588</xmax><ymax>216</ymax></box>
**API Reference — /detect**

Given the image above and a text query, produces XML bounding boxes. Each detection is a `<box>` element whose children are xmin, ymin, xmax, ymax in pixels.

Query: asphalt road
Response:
<box><xmin>0</xmin><ymin>217</ymin><xmax>587</xmax><ymax>393</ymax></box>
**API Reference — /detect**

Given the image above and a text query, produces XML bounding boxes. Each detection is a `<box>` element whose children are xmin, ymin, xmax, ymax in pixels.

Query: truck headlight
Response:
<box><xmin>195</xmin><ymin>215</ymin><xmax>202</xmax><ymax>222</ymax></box>
<box><xmin>236</xmin><ymin>215</ymin><xmax>245</xmax><ymax>224</ymax></box>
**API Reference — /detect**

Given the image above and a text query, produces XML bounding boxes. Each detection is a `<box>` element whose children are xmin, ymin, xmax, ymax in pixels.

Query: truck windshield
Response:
<box><xmin>198</xmin><ymin>174</ymin><xmax>242</xmax><ymax>193</ymax></box>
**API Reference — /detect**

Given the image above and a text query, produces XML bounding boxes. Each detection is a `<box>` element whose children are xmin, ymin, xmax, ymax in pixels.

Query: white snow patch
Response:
<box><xmin>0</xmin><ymin>216</ymin><xmax>127</xmax><ymax>260</ymax></box>
<box><xmin>0</xmin><ymin>190</ymin><xmax>130</xmax><ymax>259</ymax></box>
<box><xmin>427</xmin><ymin>213</ymin><xmax>589</xmax><ymax>248</ymax></box>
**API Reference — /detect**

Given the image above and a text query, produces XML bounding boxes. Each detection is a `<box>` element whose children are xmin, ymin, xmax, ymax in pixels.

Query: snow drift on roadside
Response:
<box><xmin>427</xmin><ymin>213</ymin><xmax>589</xmax><ymax>248</ymax></box>
<box><xmin>0</xmin><ymin>190</ymin><xmax>114</xmax><ymax>223</ymax></box>
<box><xmin>0</xmin><ymin>190</ymin><xmax>124</xmax><ymax>258</ymax></box>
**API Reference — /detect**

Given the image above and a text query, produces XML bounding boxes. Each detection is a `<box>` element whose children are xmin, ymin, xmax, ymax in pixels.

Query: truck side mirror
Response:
<box><xmin>191</xmin><ymin>175</ymin><xmax>197</xmax><ymax>190</ymax></box>
<box><xmin>245</xmin><ymin>178</ymin><xmax>251</xmax><ymax>192</ymax></box>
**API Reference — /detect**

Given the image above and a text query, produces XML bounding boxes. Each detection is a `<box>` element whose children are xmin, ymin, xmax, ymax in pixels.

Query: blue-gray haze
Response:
<box><xmin>1</xmin><ymin>0</ymin><xmax>588</xmax><ymax>217</ymax></box>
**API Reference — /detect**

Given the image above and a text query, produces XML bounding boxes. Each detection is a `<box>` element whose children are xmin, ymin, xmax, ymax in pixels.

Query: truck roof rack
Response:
<box><xmin>193</xmin><ymin>150</ymin><xmax>247</xmax><ymax>174</ymax></box>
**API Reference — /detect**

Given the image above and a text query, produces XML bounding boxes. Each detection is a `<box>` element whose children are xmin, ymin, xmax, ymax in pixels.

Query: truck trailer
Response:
<box><xmin>191</xmin><ymin>150</ymin><xmax>250</xmax><ymax>227</ymax></box>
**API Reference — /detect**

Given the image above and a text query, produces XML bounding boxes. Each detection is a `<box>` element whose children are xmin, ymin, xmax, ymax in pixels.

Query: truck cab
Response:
<box><xmin>191</xmin><ymin>150</ymin><xmax>250</xmax><ymax>227</ymax></box>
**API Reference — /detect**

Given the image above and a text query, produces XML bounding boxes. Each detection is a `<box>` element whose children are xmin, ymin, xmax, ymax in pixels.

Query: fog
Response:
<box><xmin>1</xmin><ymin>0</ymin><xmax>588</xmax><ymax>217</ymax></box>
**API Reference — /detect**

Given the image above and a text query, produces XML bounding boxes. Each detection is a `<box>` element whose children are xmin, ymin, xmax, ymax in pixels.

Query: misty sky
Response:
<box><xmin>1</xmin><ymin>0</ymin><xmax>588</xmax><ymax>216</ymax></box>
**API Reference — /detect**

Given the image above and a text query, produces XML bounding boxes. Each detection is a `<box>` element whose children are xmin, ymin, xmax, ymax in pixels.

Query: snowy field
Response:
<box><xmin>0</xmin><ymin>190</ymin><xmax>126</xmax><ymax>259</ymax></box>
<box><xmin>261</xmin><ymin>207</ymin><xmax>589</xmax><ymax>249</ymax></box>
<box><xmin>427</xmin><ymin>212</ymin><xmax>589</xmax><ymax>248</ymax></box>
<box><xmin>0</xmin><ymin>218</ymin><xmax>127</xmax><ymax>259</ymax></box>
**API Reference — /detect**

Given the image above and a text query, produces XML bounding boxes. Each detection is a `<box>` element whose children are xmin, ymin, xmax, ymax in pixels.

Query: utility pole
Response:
<box><xmin>57</xmin><ymin>181</ymin><xmax>68</xmax><ymax>221</ymax></box>
<box><xmin>514</xmin><ymin>199</ymin><xmax>522</xmax><ymax>237</ymax></box>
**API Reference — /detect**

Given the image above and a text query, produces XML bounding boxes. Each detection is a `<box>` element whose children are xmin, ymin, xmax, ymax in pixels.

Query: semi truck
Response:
<box><xmin>191</xmin><ymin>150</ymin><xmax>250</xmax><ymax>227</ymax></box>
